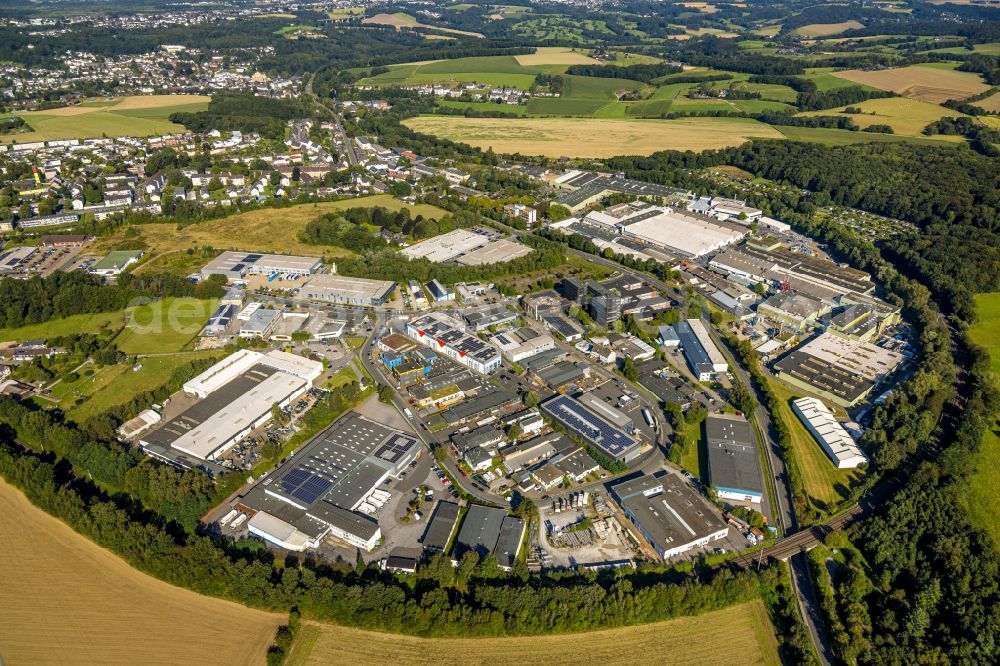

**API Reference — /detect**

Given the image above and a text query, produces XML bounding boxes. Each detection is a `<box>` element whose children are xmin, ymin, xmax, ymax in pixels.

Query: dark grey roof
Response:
<box><xmin>495</xmin><ymin>516</ymin><xmax>526</xmax><ymax>568</ymax></box>
<box><xmin>453</xmin><ymin>504</ymin><xmax>507</xmax><ymax>561</ymax></box>
<box><xmin>704</xmin><ymin>415</ymin><xmax>763</xmax><ymax>496</ymax></box>
<box><xmin>421</xmin><ymin>500</ymin><xmax>460</xmax><ymax>553</ymax></box>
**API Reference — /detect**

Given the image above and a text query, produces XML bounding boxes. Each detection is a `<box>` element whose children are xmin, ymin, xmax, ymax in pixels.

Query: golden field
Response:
<box><xmin>0</xmin><ymin>478</ymin><xmax>283</xmax><ymax>665</ymax></box>
<box><xmin>287</xmin><ymin>602</ymin><xmax>781</xmax><ymax>666</ymax></box>
<box><xmin>402</xmin><ymin>116</ymin><xmax>784</xmax><ymax>157</ymax></box>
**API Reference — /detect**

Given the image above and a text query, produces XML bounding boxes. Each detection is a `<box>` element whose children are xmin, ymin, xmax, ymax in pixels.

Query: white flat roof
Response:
<box><xmin>172</xmin><ymin>371</ymin><xmax>307</xmax><ymax>460</ymax></box>
<box><xmin>400</xmin><ymin>229</ymin><xmax>489</xmax><ymax>262</ymax></box>
<box><xmin>455</xmin><ymin>239</ymin><xmax>532</xmax><ymax>266</ymax></box>
<box><xmin>624</xmin><ymin>209</ymin><xmax>745</xmax><ymax>258</ymax></box>
<box><xmin>302</xmin><ymin>273</ymin><xmax>396</xmax><ymax>301</ymax></box>
<box><xmin>183</xmin><ymin>349</ymin><xmax>263</xmax><ymax>397</ymax></box>
<box><xmin>262</xmin><ymin>349</ymin><xmax>323</xmax><ymax>382</ymax></box>
<box><xmin>792</xmin><ymin>397</ymin><xmax>868</xmax><ymax>469</ymax></box>
<box><xmin>795</xmin><ymin>332</ymin><xmax>903</xmax><ymax>381</ymax></box>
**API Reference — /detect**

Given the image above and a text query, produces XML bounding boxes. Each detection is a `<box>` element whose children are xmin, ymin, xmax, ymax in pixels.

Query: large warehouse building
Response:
<box><xmin>774</xmin><ymin>332</ymin><xmax>904</xmax><ymax>407</ymax></box>
<box><xmin>405</xmin><ymin>312</ymin><xmax>502</xmax><ymax>374</ymax></box>
<box><xmin>541</xmin><ymin>393</ymin><xmax>641</xmax><ymax>462</ymax></box>
<box><xmin>705</xmin><ymin>414</ymin><xmax>763</xmax><ymax>504</ymax></box>
<box><xmin>238</xmin><ymin>412</ymin><xmax>421</xmax><ymax>551</ymax></box>
<box><xmin>141</xmin><ymin>350</ymin><xmax>322</xmax><ymax>470</ymax></box>
<box><xmin>299</xmin><ymin>273</ymin><xmax>397</xmax><ymax>306</ymax></box>
<box><xmin>792</xmin><ymin>397</ymin><xmax>868</xmax><ymax>469</ymax></box>
<box><xmin>611</xmin><ymin>473</ymin><xmax>729</xmax><ymax>560</ymax></box>
<box><xmin>201</xmin><ymin>251</ymin><xmax>323</xmax><ymax>281</ymax></box>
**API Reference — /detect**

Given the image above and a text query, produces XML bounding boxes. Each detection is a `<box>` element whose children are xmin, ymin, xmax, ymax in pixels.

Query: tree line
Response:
<box><xmin>0</xmin><ymin>271</ymin><xmax>226</xmax><ymax>330</ymax></box>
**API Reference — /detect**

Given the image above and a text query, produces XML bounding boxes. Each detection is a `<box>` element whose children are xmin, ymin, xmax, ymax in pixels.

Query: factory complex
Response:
<box><xmin>401</xmin><ymin>228</ymin><xmax>531</xmax><ymax>265</ymax></box>
<box><xmin>238</xmin><ymin>412</ymin><xmax>421</xmax><ymax>551</ymax></box>
<box><xmin>140</xmin><ymin>350</ymin><xmax>323</xmax><ymax>472</ymax></box>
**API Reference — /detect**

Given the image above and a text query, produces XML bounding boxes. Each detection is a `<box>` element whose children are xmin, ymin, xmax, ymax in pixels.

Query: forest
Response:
<box><xmin>169</xmin><ymin>93</ymin><xmax>310</xmax><ymax>139</ymax></box>
<box><xmin>0</xmin><ymin>271</ymin><xmax>226</xmax><ymax>330</ymax></box>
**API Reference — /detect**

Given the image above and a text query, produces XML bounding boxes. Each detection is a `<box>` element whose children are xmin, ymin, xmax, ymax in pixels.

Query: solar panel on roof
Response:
<box><xmin>244</xmin><ymin>253</ymin><xmax>263</xmax><ymax>261</ymax></box>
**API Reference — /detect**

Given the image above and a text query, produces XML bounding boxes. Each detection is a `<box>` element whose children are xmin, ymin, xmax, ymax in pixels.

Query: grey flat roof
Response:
<box><xmin>442</xmin><ymin>388</ymin><xmax>517</xmax><ymax>424</ymax></box>
<box><xmin>705</xmin><ymin>415</ymin><xmax>763</xmax><ymax>496</ymax></box>
<box><xmin>613</xmin><ymin>473</ymin><xmax>728</xmax><ymax>552</ymax></box>
<box><xmin>453</xmin><ymin>504</ymin><xmax>507</xmax><ymax>561</ymax></box>
<box><xmin>421</xmin><ymin>500</ymin><xmax>461</xmax><ymax>553</ymax></box>
<box><xmin>495</xmin><ymin>516</ymin><xmax>526</xmax><ymax>568</ymax></box>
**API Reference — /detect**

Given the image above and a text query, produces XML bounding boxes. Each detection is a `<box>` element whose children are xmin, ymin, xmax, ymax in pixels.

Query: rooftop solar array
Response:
<box><xmin>541</xmin><ymin>394</ymin><xmax>639</xmax><ymax>459</ymax></box>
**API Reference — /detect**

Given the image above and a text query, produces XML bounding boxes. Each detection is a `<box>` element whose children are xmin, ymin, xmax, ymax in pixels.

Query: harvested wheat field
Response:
<box><xmin>976</xmin><ymin>92</ymin><xmax>1000</xmax><ymax>113</ymax></box>
<box><xmin>515</xmin><ymin>46</ymin><xmax>600</xmax><ymax>66</ymax></box>
<box><xmin>286</xmin><ymin>601</ymin><xmax>781</xmax><ymax>666</ymax></box>
<box><xmin>0</xmin><ymin>478</ymin><xmax>283</xmax><ymax>666</ymax></box>
<box><xmin>403</xmin><ymin>116</ymin><xmax>783</xmax><ymax>157</ymax></box>
<box><xmin>793</xmin><ymin>20</ymin><xmax>865</xmax><ymax>37</ymax></box>
<box><xmin>799</xmin><ymin>96</ymin><xmax>969</xmax><ymax>137</ymax></box>
<box><xmin>831</xmin><ymin>65</ymin><xmax>989</xmax><ymax>103</ymax></box>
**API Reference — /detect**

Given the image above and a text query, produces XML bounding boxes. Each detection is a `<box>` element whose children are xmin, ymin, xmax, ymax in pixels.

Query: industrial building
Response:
<box><xmin>401</xmin><ymin>229</ymin><xmax>489</xmax><ymax>262</ymax></box>
<box><xmin>464</xmin><ymin>305</ymin><xmax>518</xmax><ymax>332</ymax></box>
<box><xmin>757</xmin><ymin>291</ymin><xmax>831</xmax><ymax>331</ymax></box>
<box><xmin>201</xmin><ymin>251</ymin><xmax>323</xmax><ymax>281</ymax></box>
<box><xmin>503</xmin><ymin>203</ymin><xmax>537</xmax><ymax>227</ymax></box>
<box><xmin>238</xmin><ymin>412</ymin><xmax>421</xmax><ymax>551</ymax></box>
<box><xmin>489</xmin><ymin>327</ymin><xmax>556</xmax><ymax>363</ymax></box>
<box><xmin>183</xmin><ymin>349</ymin><xmax>323</xmax><ymax>398</ymax></box>
<box><xmin>541</xmin><ymin>394</ymin><xmax>641</xmax><ymax>462</ymax></box>
<box><xmin>675</xmin><ymin>319</ymin><xmax>728</xmax><ymax>381</ymax></box>
<box><xmin>141</xmin><ymin>355</ymin><xmax>317</xmax><ymax>468</ymax></box>
<box><xmin>426</xmin><ymin>279</ymin><xmax>454</xmax><ymax>302</ymax></box>
<box><xmin>611</xmin><ymin>473</ymin><xmax>729</xmax><ymax>560</ymax></box>
<box><xmin>792</xmin><ymin>397</ymin><xmax>868</xmax><ymax>469</ymax></box>
<box><xmin>456</xmin><ymin>239</ymin><xmax>532</xmax><ymax>266</ymax></box>
<box><xmin>406</xmin><ymin>312</ymin><xmax>502</xmax><ymax>374</ymax></box>
<box><xmin>552</xmin><ymin>170</ymin><xmax>684</xmax><ymax>212</ymax></box>
<box><xmin>774</xmin><ymin>332</ymin><xmax>904</xmax><ymax>407</ymax></box>
<box><xmin>90</xmin><ymin>249</ymin><xmax>143</xmax><ymax>276</ymax></box>
<box><xmin>705</xmin><ymin>415</ymin><xmax>763</xmax><ymax>504</ymax></box>
<box><xmin>239</xmin><ymin>308</ymin><xmax>280</xmax><ymax>339</ymax></box>
<box><xmin>452</xmin><ymin>504</ymin><xmax>526</xmax><ymax>570</ymax></box>
<box><xmin>299</xmin><ymin>273</ymin><xmax>396</xmax><ymax>306</ymax></box>
<box><xmin>0</xmin><ymin>246</ymin><xmax>36</xmax><ymax>272</ymax></box>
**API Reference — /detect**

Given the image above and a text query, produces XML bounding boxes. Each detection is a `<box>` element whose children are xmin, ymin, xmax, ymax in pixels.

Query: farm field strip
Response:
<box><xmin>287</xmin><ymin>601</ymin><xmax>781</xmax><ymax>666</ymax></box>
<box><xmin>829</xmin><ymin>65</ymin><xmax>990</xmax><ymax>103</ymax></box>
<box><xmin>403</xmin><ymin>116</ymin><xmax>785</xmax><ymax>157</ymax></box>
<box><xmin>964</xmin><ymin>292</ymin><xmax>1000</xmax><ymax>547</ymax></box>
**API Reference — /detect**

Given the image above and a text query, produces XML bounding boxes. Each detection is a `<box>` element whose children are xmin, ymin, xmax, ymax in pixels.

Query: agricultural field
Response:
<box><xmin>765</xmin><ymin>376</ymin><xmax>865</xmax><ymax>512</ymax></box>
<box><xmin>286</xmin><ymin>601</ymin><xmax>781</xmax><ymax>666</ymax></box>
<box><xmin>90</xmin><ymin>195</ymin><xmax>447</xmax><ymax>269</ymax></box>
<box><xmin>964</xmin><ymin>292</ymin><xmax>1000</xmax><ymax>547</ymax></box>
<box><xmin>514</xmin><ymin>46</ymin><xmax>599</xmax><ymax>66</ymax></box>
<box><xmin>799</xmin><ymin>97</ymin><xmax>969</xmax><ymax>137</ymax></box>
<box><xmin>7</xmin><ymin>95</ymin><xmax>208</xmax><ymax>143</ymax></box>
<box><xmin>793</xmin><ymin>20</ymin><xmax>865</xmax><ymax>37</ymax></box>
<box><xmin>360</xmin><ymin>55</ymin><xmax>538</xmax><ymax>89</ymax></box>
<box><xmin>402</xmin><ymin>116</ymin><xmax>785</xmax><ymax>157</ymax></box>
<box><xmin>774</xmin><ymin>126</ymin><xmax>956</xmax><ymax>146</ymax></box>
<box><xmin>362</xmin><ymin>12</ymin><xmax>484</xmax><ymax>37</ymax></box>
<box><xmin>830</xmin><ymin>64</ymin><xmax>990</xmax><ymax>103</ymax></box>
<box><xmin>0</xmin><ymin>310</ymin><xmax>125</xmax><ymax>343</ymax></box>
<box><xmin>975</xmin><ymin>92</ymin><xmax>1000</xmax><ymax>113</ymax></box>
<box><xmin>0</xmin><ymin>477</ymin><xmax>283</xmax><ymax>665</ymax></box>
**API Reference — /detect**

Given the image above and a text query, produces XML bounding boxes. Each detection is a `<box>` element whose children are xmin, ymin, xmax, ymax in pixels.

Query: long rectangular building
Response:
<box><xmin>675</xmin><ymin>319</ymin><xmax>727</xmax><ymax>381</ymax></box>
<box><xmin>142</xmin><ymin>365</ymin><xmax>308</xmax><ymax>464</ymax></box>
<box><xmin>452</xmin><ymin>504</ymin><xmax>526</xmax><ymax>570</ymax></box>
<box><xmin>201</xmin><ymin>251</ymin><xmax>322</xmax><ymax>281</ymax></box>
<box><xmin>406</xmin><ymin>312</ymin><xmax>501</xmax><ymax>374</ymax></box>
<box><xmin>541</xmin><ymin>394</ymin><xmax>641</xmax><ymax>463</ymax></box>
<box><xmin>299</xmin><ymin>273</ymin><xmax>396</xmax><ymax>306</ymax></box>
<box><xmin>611</xmin><ymin>474</ymin><xmax>729</xmax><ymax>560</ymax></box>
<box><xmin>792</xmin><ymin>397</ymin><xmax>868</xmax><ymax>469</ymax></box>
<box><xmin>705</xmin><ymin>414</ymin><xmax>763</xmax><ymax>504</ymax></box>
